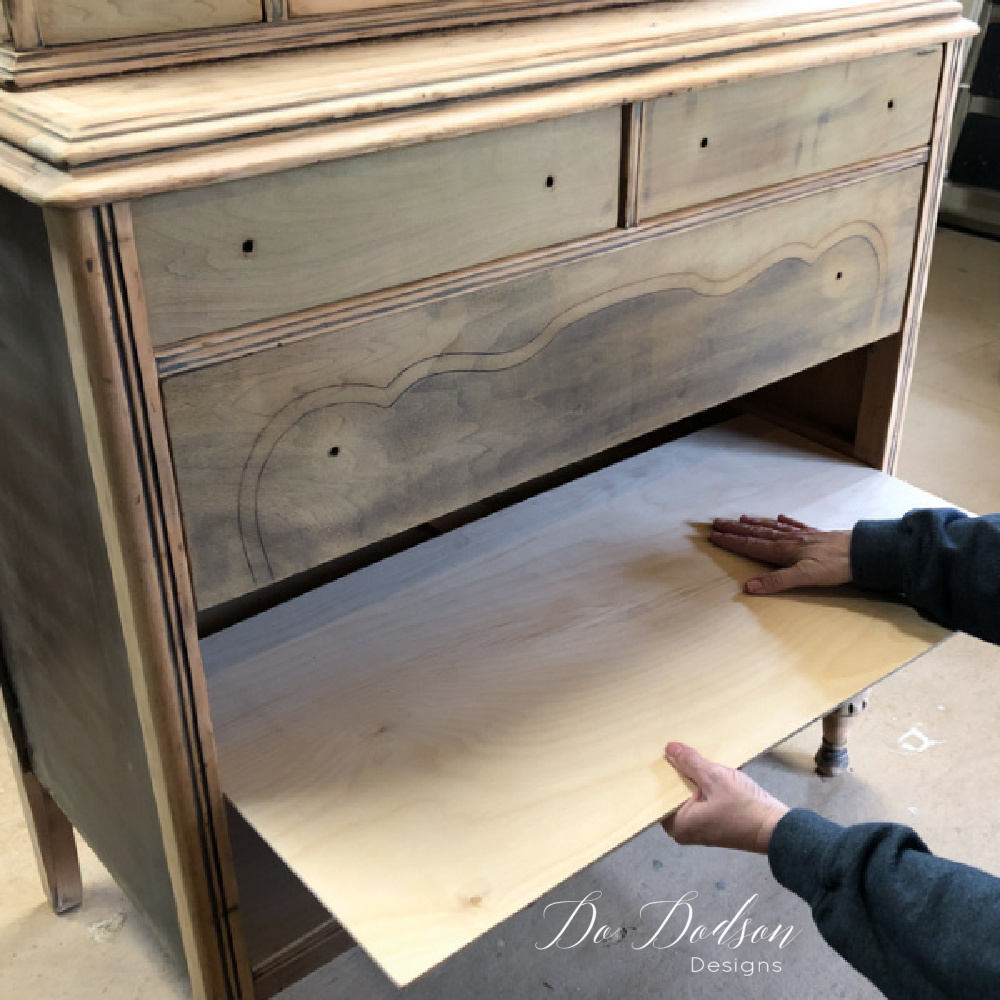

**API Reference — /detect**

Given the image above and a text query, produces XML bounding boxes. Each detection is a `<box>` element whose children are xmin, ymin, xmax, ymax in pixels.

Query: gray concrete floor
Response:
<box><xmin>2</xmin><ymin>226</ymin><xmax>1000</xmax><ymax>999</ymax></box>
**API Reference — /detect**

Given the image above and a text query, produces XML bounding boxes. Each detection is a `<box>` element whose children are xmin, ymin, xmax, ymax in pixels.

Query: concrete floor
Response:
<box><xmin>2</xmin><ymin>226</ymin><xmax>999</xmax><ymax>1000</ymax></box>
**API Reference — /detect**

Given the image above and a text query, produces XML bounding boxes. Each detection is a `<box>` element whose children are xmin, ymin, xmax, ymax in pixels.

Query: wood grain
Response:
<box><xmin>164</xmin><ymin>165</ymin><xmax>924</xmax><ymax>609</ymax></box>
<box><xmin>0</xmin><ymin>189</ymin><xmax>181</xmax><ymax>960</ymax></box>
<box><xmin>204</xmin><ymin>416</ymin><xmax>951</xmax><ymax>986</ymax></box>
<box><xmin>132</xmin><ymin>110</ymin><xmax>620</xmax><ymax>345</ymax></box>
<box><xmin>34</xmin><ymin>0</ymin><xmax>259</xmax><ymax>46</ymax></box>
<box><xmin>640</xmin><ymin>47</ymin><xmax>942</xmax><ymax>219</ymax></box>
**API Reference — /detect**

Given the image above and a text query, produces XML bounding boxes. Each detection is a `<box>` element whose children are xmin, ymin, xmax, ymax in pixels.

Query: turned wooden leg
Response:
<box><xmin>815</xmin><ymin>688</ymin><xmax>873</xmax><ymax>777</ymax></box>
<box><xmin>1</xmin><ymin>665</ymin><xmax>82</xmax><ymax>913</ymax></box>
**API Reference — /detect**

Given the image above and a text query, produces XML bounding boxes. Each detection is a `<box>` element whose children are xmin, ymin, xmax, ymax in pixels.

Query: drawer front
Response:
<box><xmin>640</xmin><ymin>48</ymin><xmax>941</xmax><ymax>220</ymax></box>
<box><xmin>133</xmin><ymin>110</ymin><xmax>621</xmax><ymax>347</ymax></box>
<box><xmin>164</xmin><ymin>166</ymin><xmax>923</xmax><ymax>610</ymax></box>
<box><xmin>34</xmin><ymin>0</ymin><xmax>260</xmax><ymax>45</ymax></box>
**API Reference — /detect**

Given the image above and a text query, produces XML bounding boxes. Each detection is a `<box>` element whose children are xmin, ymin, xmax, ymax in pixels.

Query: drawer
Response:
<box><xmin>202</xmin><ymin>415</ymin><xmax>950</xmax><ymax>985</ymax></box>
<box><xmin>163</xmin><ymin>165</ymin><xmax>924</xmax><ymax>610</ymax></box>
<box><xmin>33</xmin><ymin>0</ymin><xmax>260</xmax><ymax>45</ymax></box>
<box><xmin>132</xmin><ymin>110</ymin><xmax>621</xmax><ymax>347</ymax></box>
<box><xmin>639</xmin><ymin>47</ymin><xmax>942</xmax><ymax>220</ymax></box>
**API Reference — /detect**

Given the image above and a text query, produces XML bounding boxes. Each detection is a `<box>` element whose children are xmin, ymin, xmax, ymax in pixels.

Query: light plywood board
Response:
<box><xmin>203</xmin><ymin>418</ymin><xmax>951</xmax><ymax>985</ymax></box>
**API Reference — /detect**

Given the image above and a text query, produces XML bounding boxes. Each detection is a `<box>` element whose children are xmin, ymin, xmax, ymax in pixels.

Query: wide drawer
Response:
<box><xmin>201</xmin><ymin>416</ymin><xmax>950</xmax><ymax>986</ymax></box>
<box><xmin>640</xmin><ymin>47</ymin><xmax>942</xmax><ymax>220</ymax></box>
<box><xmin>163</xmin><ymin>165</ymin><xmax>924</xmax><ymax>610</ymax></box>
<box><xmin>132</xmin><ymin>110</ymin><xmax>621</xmax><ymax>347</ymax></box>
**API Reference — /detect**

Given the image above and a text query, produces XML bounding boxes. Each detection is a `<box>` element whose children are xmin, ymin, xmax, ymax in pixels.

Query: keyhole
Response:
<box><xmin>887</xmin><ymin>99</ymin><xmax>895</xmax><ymax>110</ymax></box>
<box><xmin>242</xmin><ymin>238</ymin><xmax>256</xmax><ymax>255</ymax></box>
<box><xmin>700</xmin><ymin>137</ymin><xmax>709</xmax><ymax>148</ymax></box>
<box><xmin>329</xmin><ymin>446</ymin><xmax>340</xmax><ymax>457</ymax></box>
<box><xmin>836</xmin><ymin>271</ymin><xmax>843</xmax><ymax>280</ymax></box>
<box><xmin>545</xmin><ymin>175</ymin><xmax>555</xmax><ymax>188</ymax></box>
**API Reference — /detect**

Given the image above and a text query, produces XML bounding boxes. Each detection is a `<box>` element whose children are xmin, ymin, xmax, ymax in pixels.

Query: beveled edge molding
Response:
<box><xmin>5</xmin><ymin>0</ymin><xmax>637</xmax><ymax>87</ymax></box>
<box><xmin>155</xmin><ymin>145</ymin><xmax>929</xmax><ymax>379</ymax></box>
<box><xmin>0</xmin><ymin>16</ymin><xmax>966</xmax><ymax>209</ymax></box>
<box><xmin>0</xmin><ymin>0</ymin><xmax>962</xmax><ymax>90</ymax></box>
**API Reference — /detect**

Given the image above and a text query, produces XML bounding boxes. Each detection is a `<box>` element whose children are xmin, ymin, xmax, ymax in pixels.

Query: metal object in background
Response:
<box><xmin>941</xmin><ymin>1</ymin><xmax>1000</xmax><ymax>237</ymax></box>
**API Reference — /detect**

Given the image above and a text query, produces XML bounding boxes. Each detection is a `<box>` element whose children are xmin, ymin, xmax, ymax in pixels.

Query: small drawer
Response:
<box><xmin>132</xmin><ymin>110</ymin><xmax>621</xmax><ymax>347</ymax></box>
<box><xmin>163</xmin><ymin>165</ymin><xmax>923</xmax><ymax>610</ymax></box>
<box><xmin>34</xmin><ymin>0</ymin><xmax>260</xmax><ymax>45</ymax></box>
<box><xmin>639</xmin><ymin>47</ymin><xmax>942</xmax><ymax>220</ymax></box>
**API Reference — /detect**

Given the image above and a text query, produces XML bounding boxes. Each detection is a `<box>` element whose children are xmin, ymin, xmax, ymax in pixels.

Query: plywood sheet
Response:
<box><xmin>203</xmin><ymin>418</ymin><xmax>951</xmax><ymax>985</ymax></box>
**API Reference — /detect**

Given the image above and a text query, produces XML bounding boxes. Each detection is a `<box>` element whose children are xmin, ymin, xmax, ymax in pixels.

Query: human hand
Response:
<box><xmin>710</xmin><ymin>515</ymin><xmax>852</xmax><ymax>595</ymax></box>
<box><xmin>661</xmin><ymin>743</ymin><xmax>789</xmax><ymax>855</ymax></box>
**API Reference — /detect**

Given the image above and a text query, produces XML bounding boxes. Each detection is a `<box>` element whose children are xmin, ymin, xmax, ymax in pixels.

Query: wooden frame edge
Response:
<box><xmin>43</xmin><ymin>203</ymin><xmax>254</xmax><ymax>1000</ymax></box>
<box><xmin>854</xmin><ymin>33</ymin><xmax>971</xmax><ymax>470</ymax></box>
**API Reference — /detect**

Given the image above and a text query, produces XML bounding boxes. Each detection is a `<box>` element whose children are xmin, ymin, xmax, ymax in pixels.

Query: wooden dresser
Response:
<box><xmin>0</xmin><ymin>2</ymin><xmax>976</xmax><ymax>997</ymax></box>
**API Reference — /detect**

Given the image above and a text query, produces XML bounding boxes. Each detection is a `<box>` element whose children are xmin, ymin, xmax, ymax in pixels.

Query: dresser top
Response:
<box><xmin>0</xmin><ymin>0</ymin><xmax>972</xmax><ymax>207</ymax></box>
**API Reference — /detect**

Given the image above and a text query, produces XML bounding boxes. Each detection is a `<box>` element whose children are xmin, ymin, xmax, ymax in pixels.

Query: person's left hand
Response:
<box><xmin>661</xmin><ymin>742</ymin><xmax>789</xmax><ymax>855</ymax></box>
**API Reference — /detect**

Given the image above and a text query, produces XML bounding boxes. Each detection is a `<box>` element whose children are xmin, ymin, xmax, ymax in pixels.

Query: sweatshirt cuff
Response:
<box><xmin>850</xmin><ymin>518</ymin><xmax>909</xmax><ymax>595</ymax></box>
<box><xmin>768</xmin><ymin>808</ymin><xmax>844</xmax><ymax>901</ymax></box>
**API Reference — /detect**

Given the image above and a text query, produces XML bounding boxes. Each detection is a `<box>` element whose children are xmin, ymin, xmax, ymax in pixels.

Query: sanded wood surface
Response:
<box><xmin>34</xmin><ymin>0</ymin><xmax>259</xmax><ymax>45</ymax></box>
<box><xmin>165</xmin><ymin>165</ymin><xmax>924</xmax><ymax>609</ymax></box>
<box><xmin>641</xmin><ymin>47</ymin><xmax>942</xmax><ymax>218</ymax></box>
<box><xmin>132</xmin><ymin>110</ymin><xmax>620</xmax><ymax>345</ymax></box>
<box><xmin>204</xmin><ymin>417</ymin><xmax>950</xmax><ymax>985</ymax></box>
<box><xmin>0</xmin><ymin>190</ymin><xmax>181</xmax><ymax>959</ymax></box>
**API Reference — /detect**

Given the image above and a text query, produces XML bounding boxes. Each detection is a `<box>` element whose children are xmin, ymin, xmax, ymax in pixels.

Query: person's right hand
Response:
<box><xmin>661</xmin><ymin>743</ymin><xmax>789</xmax><ymax>855</ymax></box>
<box><xmin>709</xmin><ymin>514</ymin><xmax>852</xmax><ymax>595</ymax></box>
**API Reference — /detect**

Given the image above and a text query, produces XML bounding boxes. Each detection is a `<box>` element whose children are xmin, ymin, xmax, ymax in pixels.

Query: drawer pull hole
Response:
<box><xmin>836</xmin><ymin>271</ymin><xmax>843</xmax><ymax>280</ymax></box>
<box><xmin>242</xmin><ymin>239</ymin><xmax>256</xmax><ymax>256</ymax></box>
<box><xmin>545</xmin><ymin>175</ymin><xmax>555</xmax><ymax>188</ymax></box>
<box><xmin>887</xmin><ymin>99</ymin><xmax>895</xmax><ymax>110</ymax></box>
<box><xmin>329</xmin><ymin>446</ymin><xmax>340</xmax><ymax>457</ymax></box>
<box><xmin>700</xmin><ymin>137</ymin><xmax>709</xmax><ymax>148</ymax></box>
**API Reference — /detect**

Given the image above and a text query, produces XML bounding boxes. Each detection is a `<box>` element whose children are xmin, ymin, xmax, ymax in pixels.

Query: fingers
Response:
<box><xmin>775</xmin><ymin>514</ymin><xmax>813</xmax><ymax>531</ymax></box>
<box><xmin>665</xmin><ymin>742</ymin><xmax>715</xmax><ymax>792</ymax></box>
<box><xmin>660</xmin><ymin>807</ymin><xmax>678</xmax><ymax>837</ymax></box>
<box><xmin>712</xmin><ymin>519</ymin><xmax>796</xmax><ymax>540</ymax></box>
<box><xmin>709</xmin><ymin>530</ymin><xmax>798</xmax><ymax>565</ymax></box>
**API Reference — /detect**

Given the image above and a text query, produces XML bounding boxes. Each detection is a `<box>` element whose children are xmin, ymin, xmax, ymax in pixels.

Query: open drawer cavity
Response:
<box><xmin>203</xmin><ymin>416</ymin><xmax>950</xmax><ymax>986</ymax></box>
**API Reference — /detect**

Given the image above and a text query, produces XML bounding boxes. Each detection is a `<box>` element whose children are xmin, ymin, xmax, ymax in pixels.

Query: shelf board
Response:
<box><xmin>203</xmin><ymin>416</ymin><xmax>950</xmax><ymax>985</ymax></box>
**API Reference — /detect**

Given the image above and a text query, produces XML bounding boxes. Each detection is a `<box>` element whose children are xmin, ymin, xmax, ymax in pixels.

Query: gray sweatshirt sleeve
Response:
<box><xmin>768</xmin><ymin>809</ymin><xmax>1000</xmax><ymax>1000</ymax></box>
<box><xmin>851</xmin><ymin>509</ymin><xmax>1000</xmax><ymax>644</ymax></box>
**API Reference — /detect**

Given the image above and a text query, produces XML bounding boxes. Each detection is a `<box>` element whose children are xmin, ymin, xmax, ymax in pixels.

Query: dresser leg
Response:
<box><xmin>815</xmin><ymin>688</ymin><xmax>872</xmax><ymax>777</ymax></box>
<box><xmin>2</xmin><ymin>647</ymin><xmax>82</xmax><ymax>914</ymax></box>
<box><xmin>16</xmin><ymin>770</ymin><xmax>83</xmax><ymax>914</ymax></box>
